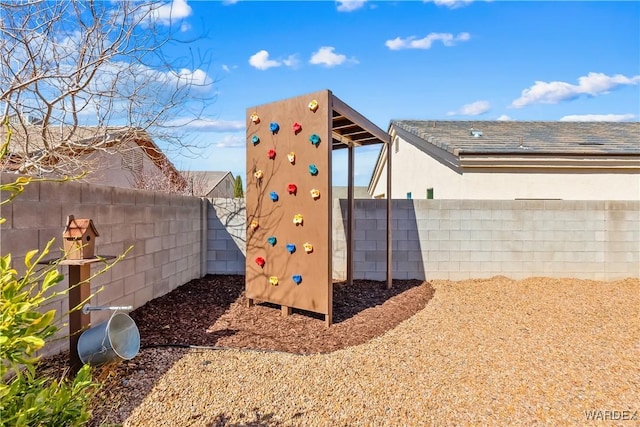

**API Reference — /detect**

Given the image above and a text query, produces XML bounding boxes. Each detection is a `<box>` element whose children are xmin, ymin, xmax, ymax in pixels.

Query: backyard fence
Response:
<box><xmin>2</xmin><ymin>173</ymin><xmax>638</xmax><ymax>355</ymax></box>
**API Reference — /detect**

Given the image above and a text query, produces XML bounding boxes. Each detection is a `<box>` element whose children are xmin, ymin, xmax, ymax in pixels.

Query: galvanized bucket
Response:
<box><xmin>77</xmin><ymin>312</ymin><xmax>140</xmax><ymax>366</ymax></box>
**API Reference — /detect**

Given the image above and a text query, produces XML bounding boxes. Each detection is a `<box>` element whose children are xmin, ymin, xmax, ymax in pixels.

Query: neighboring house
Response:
<box><xmin>1</xmin><ymin>122</ymin><xmax>185</xmax><ymax>190</ymax></box>
<box><xmin>332</xmin><ymin>186</ymin><xmax>371</xmax><ymax>199</ymax></box>
<box><xmin>184</xmin><ymin>171</ymin><xmax>236</xmax><ymax>198</ymax></box>
<box><xmin>369</xmin><ymin>120</ymin><xmax>640</xmax><ymax>200</ymax></box>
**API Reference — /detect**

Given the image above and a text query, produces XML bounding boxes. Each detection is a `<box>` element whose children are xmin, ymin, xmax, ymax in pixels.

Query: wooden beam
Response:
<box><xmin>347</xmin><ymin>143</ymin><xmax>354</xmax><ymax>287</ymax></box>
<box><xmin>386</xmin><ymin>139</ymin><xmax>392</xmax><ymax>289</ymax></box>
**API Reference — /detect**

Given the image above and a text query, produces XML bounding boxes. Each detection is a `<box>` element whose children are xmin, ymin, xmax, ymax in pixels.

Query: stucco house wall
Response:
<box><xmin>369</xmin><ymin>121</ymin><xmax>640</xmax><ymax>201</ymax></box>
<box><xmin>371</xmin><ymin>135</ymin><xmax>640</xmax><ymax>200</ymax></box>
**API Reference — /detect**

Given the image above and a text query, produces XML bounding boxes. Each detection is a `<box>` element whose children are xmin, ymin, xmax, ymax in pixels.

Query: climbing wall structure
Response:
<box><xmin>245</xmin><ymin>89</ymin><xmax>391</xmax><ymax>326</ymax></box>
<box><xmin>246</xmin><ymin>90</ymin><xmax>333</xmax><ymax>324</ymax></box>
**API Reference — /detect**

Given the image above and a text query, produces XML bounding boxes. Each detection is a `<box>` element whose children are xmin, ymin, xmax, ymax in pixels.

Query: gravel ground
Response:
<box><xmin>116</xmin><ymin>276</ymin><xmax>639</xmax><ymax>426</ymax></box>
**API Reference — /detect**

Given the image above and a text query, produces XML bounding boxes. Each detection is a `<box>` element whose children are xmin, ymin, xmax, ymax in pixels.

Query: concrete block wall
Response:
<box><xmin>206</xmin><ymin>198</ymin><xmax>246</xmax><ymax>274</ymax></box>
<box><xmin>1</xmin><ymin>173</ymin><xmax>204</xmax><ymax>355</ymax></box>
<box><xmin>332</xmin><ymin>199</ymin><xmax>640</xmax><ymax>281</ymax></box>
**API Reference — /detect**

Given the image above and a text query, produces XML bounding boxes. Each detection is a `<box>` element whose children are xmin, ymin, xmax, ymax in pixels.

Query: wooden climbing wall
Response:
<box><xmin>245</xmin><ymin>90</ymin><xmax>333</xmax><ymax>323</ymax></box>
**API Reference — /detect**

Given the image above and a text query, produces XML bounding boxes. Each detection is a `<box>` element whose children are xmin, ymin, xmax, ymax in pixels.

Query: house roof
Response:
<box><xmin>369</xmin><ymin>120</ymin><xmax>640</xmax><ymax>194</ymax></box>
<box><xmin>184</xmin><ymin>171</ymin><xmax>233</xmax><ymax>196</ymax></box>
<box><xmin>1</xmin><ymin>125</ymin><xmax>185</xmax><ymax>187</ymax></box>
<box><xmin>390</xmin><ymin>120</ymin><xmax>640</xmax><ymax>156</ymax></box>
<box><xmin>63</xmin><ymin>216</ymin><xmax>100</xmax><ymax>239</ymax></box>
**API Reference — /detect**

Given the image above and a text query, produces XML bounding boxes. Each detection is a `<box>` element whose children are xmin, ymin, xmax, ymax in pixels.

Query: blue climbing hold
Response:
<box><xmin>267</xmin><ymin>236</ymin><xmax>277</xmax><ymax>246</ymax></box>
<box><xmin>269</xmin><ymin>191</ymin><xmax>279</xmax><ymax>202</ymax></box>
<box><xmin>309</xmin><ymin>164</ymin><xmax>318</xmax><ymax>176</ymax></box>
<box><xmin>309</xmin><ymin>134</ymin><xmax>321</xmax><ymax>146</ymax></box>
<box><xmin>270</xmin><ymin>122</ymin><xmax>280</xmax><ymax>133</ymax></box>
<box><xmin>251</xmin><ymin>135</ymin><xmax>260</xmax><ymax>145</ymax></box>
<box><xmin>292</xmin><ymin>275</ymin><xmax>302</xmax><ymax>285</ymax></box>
<box><xmin>286</xmin><ymin>243</ymin><xmax>296</xmax><ymax>254</ymax></box>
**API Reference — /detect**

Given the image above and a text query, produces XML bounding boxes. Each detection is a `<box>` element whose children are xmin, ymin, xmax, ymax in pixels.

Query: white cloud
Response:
<box><xmin>448</xmin><ymin>100</ymin><xmax>490</xmax><ymax>116</ymax></box>
<box><xmin>460</xmin><ymin>100</ymin><xmax>490</xmax><ymax>115</ymax></box>
<box><xmin>248</xmin><ymin>50</ymin><xmax>299</xmax><ymax>70</ymax></box>
<box><xmin>309</xmin><ymin>46</ymin><xmax>355</xmax><ymax>67</ymax></box>
<box><xmin>424</xmin><ymin>0</ymin><xmax>475</xmax><ymax>8</ymax></box>
<box><xmin>559</xmin><ymin>114</ymin><xmax>636</xmax><ymax>122</ymax></box>
<box><xmin>249</xmin><ymin>50</ymin><xmax>282</xmax><ymax>70</ymax></box>
<box><xmin>282</xmin><ymin>54</ymin><xmax>300</xmax><ymax>68</ymax></box>
<box><xmin>150</xmin><ymin>0</ymin><xmax>192</xmax><ymax>26</ymax></box>
<box><xmin>215</xmin><ymin>134</ymin><xmax>245</xmax><ymax>148</ymax></box>
<box><xmin>336</xmin><ymin>0</ymin><xmax>367</xmax><ymax>12</ymax></box>
<box><xmin>511</xmin><ymin>72</ymin><xmax>640</xmax><ymax>108</ymax></box>
<box><xmin>385</xmin><ymin>32</ymin><xmax>470</xmax><ymax>50</ymax></box>
<box><xmin>496</xmin><ymin>114</ymin><xmax>512</xmax><ymax>121</ymax></box>
<box><xmin>165</xmin><ymin>118</ymin><xmax>244</xmax><ymax>132</ymax></box>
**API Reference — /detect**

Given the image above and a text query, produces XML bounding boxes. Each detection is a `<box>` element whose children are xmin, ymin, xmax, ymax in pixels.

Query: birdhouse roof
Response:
<box><xmin>63</xmin><ymin>216</ymin><xmax>100</xmax><ymax>239</ymax></box>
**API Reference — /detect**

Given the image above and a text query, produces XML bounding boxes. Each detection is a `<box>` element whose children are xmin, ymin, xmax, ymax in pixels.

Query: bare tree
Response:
<box><xmin>0</xmin><ymin>0</ymin><xmax>213</xmax><ymax>177</ymax></box>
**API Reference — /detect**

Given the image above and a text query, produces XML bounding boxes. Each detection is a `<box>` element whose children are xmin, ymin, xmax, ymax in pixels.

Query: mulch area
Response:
<box><xmin>37</xmin><ymin>274</ymin><xmax>434</xmax><ymax>426</ymax></box>
<box><xmin>132</xmin><ymin>274</ymin><xmax>434</xmax><ymax>354</ymax></box>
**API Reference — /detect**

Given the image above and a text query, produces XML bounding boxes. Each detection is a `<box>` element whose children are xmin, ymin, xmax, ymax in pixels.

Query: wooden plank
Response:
<box><xmin>245</xmin><ymin>89</ymin><xmax>332</xmax><ymax>316</ymax></box>
<box><xmin>68</xmin><ymin>264</ymin><xmax>91</xmax><ymax>374</ymax></box>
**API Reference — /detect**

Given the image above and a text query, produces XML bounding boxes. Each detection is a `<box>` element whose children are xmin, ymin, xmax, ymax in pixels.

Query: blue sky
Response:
<box><xmin>160</xmin><ymin>0</ymin><xmax>639</xmax><ymax>186</ymax></box>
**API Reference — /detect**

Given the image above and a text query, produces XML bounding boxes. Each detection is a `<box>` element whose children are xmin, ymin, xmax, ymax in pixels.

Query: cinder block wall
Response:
<box><xmin>332</xmin><ymin>199</ymin><xmax>640</xmax><ymax>281</ymax></box>
<box><xmin>206</xmin><ymin>198</ymin><xmax>246</xmax><ymax>274</ymax></box>
<box><xmin>208</xmin><ymin>198</ymin><xmax>639</xmax><ymax>281</ymax></box>
<box><xmin>1</xmin><ymin>173</ymin><xmax>204</xmax><ymax>355</ymax></box>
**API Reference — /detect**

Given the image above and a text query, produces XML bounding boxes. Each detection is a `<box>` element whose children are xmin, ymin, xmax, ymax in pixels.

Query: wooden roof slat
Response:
<box><xmin>330</xmin><ymin>92</ymin><xmax>389</xmax><ymax>149</ymax></box>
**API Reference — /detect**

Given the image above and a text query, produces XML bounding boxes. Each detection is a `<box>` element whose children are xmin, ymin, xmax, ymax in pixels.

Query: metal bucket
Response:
<box><xmin>77</xmin><ymin>312</ymin><xmax>140</xmax><ymax>366</ymax></box>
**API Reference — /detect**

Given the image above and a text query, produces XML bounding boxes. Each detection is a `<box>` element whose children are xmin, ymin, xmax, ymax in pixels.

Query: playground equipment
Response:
<box><xmin>245</xmin><ymin>90</ymin><xmax>391</xmax><ymax>325</ymax></box>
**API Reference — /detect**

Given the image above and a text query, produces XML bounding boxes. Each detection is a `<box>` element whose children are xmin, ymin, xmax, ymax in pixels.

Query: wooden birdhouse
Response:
<box><xmin>63</xmin><ymin>215</ymin><xmax>100</xmax><ymax>260</ymax></box>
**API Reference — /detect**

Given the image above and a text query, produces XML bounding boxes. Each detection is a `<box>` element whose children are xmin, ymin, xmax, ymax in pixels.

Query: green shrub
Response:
<box><xmin>0</xmin><ymin>176</ymin><xmax>99</xmax><ymax>426</ymax></box>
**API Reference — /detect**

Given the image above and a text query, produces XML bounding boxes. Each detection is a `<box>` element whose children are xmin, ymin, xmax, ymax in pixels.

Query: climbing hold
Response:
<box><xmin>254</xmin><ymin>169</ymin><xmax>263</xmax><ymax>180</ymax></box>
<box><xmin>251</xmin><ymin>135</ymin><xmax>260</xmax><ymax>145</ymax></box>
<box><xmin>269</xmin><ymin>276</ymin><xmax>278</xmax><ymax>286</ymax></box>
<box><xmin>250</xmin><ymin>112</ymin><xmax>260</xmax><ymax>124</ymax></box>
<box><xmin>293</xmin><ymin>214</ymin><xmax>303</xmax><ymax>226</ymax></box>
<box><xmin>287</xmin><ymin>183</ymin><xmax>297</xmax><ymax>195</ymax></box>
<box><xmin>286</xmin><ymin>243</ymin><xmax>296</xmax><ymax>254</ymax></box>
<box><xmin>309</xmin><ymin>134</ymin><xmax>321</xmax><ymax>146</ymax></box>
<box><xmin>268</xmin><ymin>149</ymin><xmax>276</xmax><ymax>159</ymax></box>
<box><xmin>255</xmin><ymin>257</ymin><xmax>265</xmax><ymax>268</ymax></box>
<box><xmin>292</xmin><ymin>275</ymin><xmax>302</xmax><ymax>285</ymax></box>
<box><xmin>270</xmin><ymin>122</ymin><xmax>279</xmax><ymax>133</ymax></box>
<box><xmin>250</xmin><ymin>220</ymin><xmax>259</xmax><ymax>230</ymax></box>
<box><xmin>269</xmin><ymin>191</ymin><xmax>279</xmax><ymax>202</ymax></box>
<box><xmin>287</xmin><ymin>152</ymin><xmax>295</xmax><ymax>164</ymax></box>
<box><xmin>308</xmin><ymin>164</ymin><xmax>318</xmax><ymax>176</ymax></box>
<box><xmin>303</xmin><ymin>242</ymin><xmax>313</xmax><ymax>254</ymax></box>
<box><xmin>308</xmin><ymin>100</ymin><xmax>319</xmax><ymax>112</ymax></box>
<box><xmin>293</xmin><ymin>122</ymin><xmax>302</xmax><ymax>134</ymax></box>
<box><xmin>267</xmin><ymin>236</ymin><xmax>277</xmax><ymax>246</ymax></box>
<box><xmin>310</xmin><ymin>189</ymin><xmax>320</xmax><ymax>200</ymax></box>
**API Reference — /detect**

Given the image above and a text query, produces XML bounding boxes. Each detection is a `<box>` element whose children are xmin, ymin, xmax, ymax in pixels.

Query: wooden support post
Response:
<box><xmin>281</xmin><ymin>305</ymin><xmax>292</xmax><ymax>317</ymax></box>
<box><xmin>347</xmin><ymin>143</ymin><xmax>354</xmax><ymax>287</ymax></box>
<box><xmin>247</xmin><ymin>298</ymin><xmax>254</xmax><ymax>307</ymax></box>
<box><xmin>67</xmin><ymin>264</ymin><xmax>91</xmax><ymax>374</ymax></box>
<box><xmin>386</xmin><ymin>139</ymin><xmax>393</xmax><ymax>289</ymax></box>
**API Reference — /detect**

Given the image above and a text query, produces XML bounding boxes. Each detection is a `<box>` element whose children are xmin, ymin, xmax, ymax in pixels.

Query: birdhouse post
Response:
<box><xmin>63</xmin><ymin>215</ymin><xmax>99</xmax><ymax>260</ymax></box>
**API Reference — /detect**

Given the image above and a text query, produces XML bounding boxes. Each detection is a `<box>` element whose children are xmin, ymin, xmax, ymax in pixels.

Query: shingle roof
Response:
<box><xmin>183</xmin><ymin>171</ymin><xmax>232</xmax><ymax>196</ymax></box>
<box><xmin>391</xmin><ymin>120</ymin><xmax>640</xmax><ymax>156</ymax></box>
<box><xmin>63</xmin><ymin>216</ymin><xmax>100</xmax><ymax>239</ymax></box>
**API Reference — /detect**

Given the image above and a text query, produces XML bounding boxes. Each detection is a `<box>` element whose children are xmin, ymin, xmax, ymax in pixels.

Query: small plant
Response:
<box><xmin>0</xmin><ymin>175</ymin><xmax>126</xmax><ymax>426</ymax></box>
